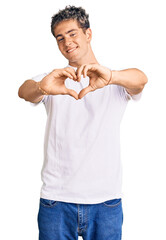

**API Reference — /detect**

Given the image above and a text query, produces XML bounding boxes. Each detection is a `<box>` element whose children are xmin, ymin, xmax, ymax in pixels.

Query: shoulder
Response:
<box><xmin>31</xmin><ymin>72</ymin><xmax>51</xmax><ymax>81</ymax></box>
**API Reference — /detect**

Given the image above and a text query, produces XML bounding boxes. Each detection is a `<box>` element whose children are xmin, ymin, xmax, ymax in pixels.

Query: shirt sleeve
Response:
<box><xmin>123</xmin><ymin>88</ymin><xmax>142</xmax><ymax>101</ymax></box>
<box><xmin>30</xmin><ymin>72</ymin><xmax>50</xmax><ymax>106</ymax></box>
<box><xmin>108</xmin><ymin>66</ymin><xmax>142</xmax><ymax>102</ymax></box>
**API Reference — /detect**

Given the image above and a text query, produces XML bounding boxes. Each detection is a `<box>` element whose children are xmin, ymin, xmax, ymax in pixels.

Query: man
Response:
<box><xmin>18</xmin><ymin>5</ymin><xmax>148</xmax><ymax>240</ymax></box>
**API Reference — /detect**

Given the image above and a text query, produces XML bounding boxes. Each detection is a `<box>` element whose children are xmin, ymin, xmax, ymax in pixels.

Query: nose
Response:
<box><xmin>64</xmin><ymin>37</ymin><xmax>72</xmax><ymax>47</ymax></box>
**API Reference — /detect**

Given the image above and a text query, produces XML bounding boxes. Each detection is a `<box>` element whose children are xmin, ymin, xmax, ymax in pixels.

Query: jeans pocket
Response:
<box><xmin>40</xmin><ymin>198</ymin><xmax>58</xmax><ymax>208</ymax></box>
<box><xmin>103</xmin><ymin>198</ymin><xmax>122</xmax><ymax>208</ymax></box>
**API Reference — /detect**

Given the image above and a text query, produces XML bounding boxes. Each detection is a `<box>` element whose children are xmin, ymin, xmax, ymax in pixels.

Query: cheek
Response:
<box><xmin>58</xmin><ymin>44</ymin><xmax>65</xmax><ymax>54</ymax></box>
<box><xmin>79</xmin><ymin>38</ymin><xmax>88</xmax><ymax>48</ymax></box>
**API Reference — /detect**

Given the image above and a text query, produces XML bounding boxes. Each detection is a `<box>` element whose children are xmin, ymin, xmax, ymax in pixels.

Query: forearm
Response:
<box><xmin>110</xmin><ymin>68</ymin><xmax>148</xmax><ymax>95</ymax></box>
<box><xmin>18</xmin><ymin>80</ymin><xmax>44</xmax><ymax>103</ymax></box>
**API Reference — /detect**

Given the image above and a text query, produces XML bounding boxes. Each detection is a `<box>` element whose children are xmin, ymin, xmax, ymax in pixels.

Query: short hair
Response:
<box><xmin>51</xmin><ymin>5</ymin><xmax>90</xmax><ymax>37</ymax></box>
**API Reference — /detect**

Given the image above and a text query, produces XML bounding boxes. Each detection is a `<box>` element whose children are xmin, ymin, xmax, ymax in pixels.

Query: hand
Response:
<box><xmin>39</xmin><ymin>67</ymin><xmax>78</xmax><ymax>100</ymax></box>
<box><xmin>76</xmin><ymin>64</ymin><xmax>112</xmax><ymax>99</ymax></box>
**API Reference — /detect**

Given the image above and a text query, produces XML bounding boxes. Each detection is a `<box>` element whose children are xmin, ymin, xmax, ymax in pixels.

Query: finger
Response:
<box><xmin>78</xmin><ymin>85</ymin><xmax>92</xmax><ymax>99</ymax></box>
<box><xmin>62</xmin><ymin>70</ymin><xmax>75</xmax><ymax>80</ymax></box>
<box><xmin>66</xmin><ymin>88</ymin><xmax>78</xmax><ymax>100</ymax></box>
<box><xmin>82</xmin><ymin>65</ymin><xmax>92</xmax><ymax>78</ymax></box>
<box><xmin>65</xmin><ymin>67</ymin><xmax>77</xmax><ymax>80</ymax></box>
<box><xmin>76</xmin><ymin>65</ymin><xmax>86</xmax><ymax>82</ymax></box>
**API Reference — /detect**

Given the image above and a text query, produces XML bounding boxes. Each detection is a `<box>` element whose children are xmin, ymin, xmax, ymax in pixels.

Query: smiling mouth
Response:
<box><xmin>66</xmin><ymin>46</ymin><xmax>78</xmax><ymax>53</ymax></box>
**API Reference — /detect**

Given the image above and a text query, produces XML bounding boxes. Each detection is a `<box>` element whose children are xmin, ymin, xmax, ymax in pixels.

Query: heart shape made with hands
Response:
<box><xmin>67</xmin><ymin>64</ymin><xmax>112</xmax><ymax>100</ymax></box>
<box><xmin>65</xmin><ymin>73</ymin><xmax>90</xmax><ymax>100</ymax></box>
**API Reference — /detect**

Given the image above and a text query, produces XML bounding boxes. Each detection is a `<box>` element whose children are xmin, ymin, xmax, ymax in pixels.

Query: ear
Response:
<box><xmin>86</xmin><ymin>28</ymin><xmax>92</xmax><ymax>42</ymax></box>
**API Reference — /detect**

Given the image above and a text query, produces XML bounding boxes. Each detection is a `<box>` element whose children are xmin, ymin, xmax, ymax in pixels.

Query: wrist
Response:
<box><xmin>107</xmin><ymin>69</ymin><xmax>113</xmax><ymax>85</ymax></box>
<box><xmin>37</xmin><ymin>81</ymin><xmax>48</xmax><ymax>95</ymax></box>
<box><xmin>109</xmin><ymin>70</ymin><xmax>117</xmax><ymax>85</ymax></box>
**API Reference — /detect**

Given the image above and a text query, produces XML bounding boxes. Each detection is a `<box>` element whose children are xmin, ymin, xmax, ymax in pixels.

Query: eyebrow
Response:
<box><xmin>55</xmin><ymin>29</ymin><xmax>78</xmax><ymax>39</ymax></box>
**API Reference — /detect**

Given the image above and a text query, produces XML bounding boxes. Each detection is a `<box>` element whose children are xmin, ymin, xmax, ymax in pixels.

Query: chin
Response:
<box><xmin>65</xmin><ymin>55</ymin><xmax>81</xmax><ymax>63</ymax></box>
<box><xmin>63</xmin><ymin>51</ymin><xmax>82</xmax><ymax>63</ymax></box>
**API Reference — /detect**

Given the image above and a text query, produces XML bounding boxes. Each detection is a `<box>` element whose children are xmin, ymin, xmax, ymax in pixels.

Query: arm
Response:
<box><xmin>18</xmin><ymin>80</ymin><xmax>44</xmax><ymax>103</ymax></box>
<box><xmin>18</xmin><ymin>67</ymin><xmax>79</xmax><ymax>103</ymax></box>
<box><xmin>111</xmin><ymin>68</ymin><xmax>148</xmax><ymax>96</ymax></box>
<box><xmin>76</xmin><ymin>64</ymin><xmax>148</xmax><ymax>99</ymax></box>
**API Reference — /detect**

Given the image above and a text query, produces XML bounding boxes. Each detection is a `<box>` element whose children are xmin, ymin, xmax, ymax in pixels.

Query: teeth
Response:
<box><xmin>67</xmin><ymin>47</ymin><xmax>76</xmax><ymax>53</ymax></box>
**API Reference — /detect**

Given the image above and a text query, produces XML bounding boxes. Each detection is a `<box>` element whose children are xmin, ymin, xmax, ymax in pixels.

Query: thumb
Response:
<box><xmin>78</xmin><ymin>86</ymin><xmax>92</xmax><ymax>99</ymax></box>
<box><xmin>66</xmin><ymin>88</ymin><xmax>79</xmax><ymax>100</ymax></box>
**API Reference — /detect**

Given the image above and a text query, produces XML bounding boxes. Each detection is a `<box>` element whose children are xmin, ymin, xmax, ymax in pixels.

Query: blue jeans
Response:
<box><xmin>37</xmin><ymin>198</ymin><xmax>123</xmax><ymax>240</ymax></box>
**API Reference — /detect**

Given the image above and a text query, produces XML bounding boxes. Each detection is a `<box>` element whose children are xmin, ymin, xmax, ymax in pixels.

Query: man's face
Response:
<box><xmin>53</xmin><ymin>19</ymin><xmax>92</xmax><ymax>65</ymax></box>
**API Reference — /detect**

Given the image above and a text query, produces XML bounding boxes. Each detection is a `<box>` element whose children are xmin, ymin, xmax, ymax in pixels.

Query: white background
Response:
<box><xmin>0</xmin><ymin>0</ymin><xmax>166</xmax><ymax>239</ymax></box>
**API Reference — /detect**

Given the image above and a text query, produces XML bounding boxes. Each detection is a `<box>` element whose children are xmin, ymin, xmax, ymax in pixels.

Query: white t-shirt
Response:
<box><xmin>31</xmin><ymin>65</ymin><xmax>141</xmax><ymax>204</ymax></box>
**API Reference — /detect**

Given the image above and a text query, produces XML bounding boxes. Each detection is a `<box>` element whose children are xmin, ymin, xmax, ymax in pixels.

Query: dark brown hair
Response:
<box><xmin>51</xmin><ymin>5</ymin><xmax>90</xmax><ymax>37</ymax></box>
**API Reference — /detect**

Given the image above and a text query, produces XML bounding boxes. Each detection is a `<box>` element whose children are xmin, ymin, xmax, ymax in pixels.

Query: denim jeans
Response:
<box><xmin>37</xmin><ymin>197</ymin><xmax>123</xmax><ymax>240</ymax></box>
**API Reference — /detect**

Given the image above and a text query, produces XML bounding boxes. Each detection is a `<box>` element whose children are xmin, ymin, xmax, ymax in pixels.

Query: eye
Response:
<box><xmin>57</xmin><ymin>38</ymin><xmax>64</xmax><ymax>42</ymax></box>
<box><xmin>70</xmin><ymin>33</ymin><xmax>76</xmax><ymax>37</ymax></box>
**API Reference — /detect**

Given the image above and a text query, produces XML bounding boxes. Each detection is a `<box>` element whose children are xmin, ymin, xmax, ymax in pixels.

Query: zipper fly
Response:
<box><xmin>77</xmin><ymin>204</ymin><xmax>89</xmax><ymax>235</ymax></box>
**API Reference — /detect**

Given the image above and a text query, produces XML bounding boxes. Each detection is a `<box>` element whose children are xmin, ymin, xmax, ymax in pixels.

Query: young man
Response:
<box><xmin>18</xmin><ymin>5</ymin><xmax>148</xmax><ymax>240</ymax></box>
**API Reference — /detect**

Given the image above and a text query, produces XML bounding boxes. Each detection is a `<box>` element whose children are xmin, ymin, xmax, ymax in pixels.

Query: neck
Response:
<box><xmin>68</xmin><ymin>45</ymin><xmax>99</xmax><ymax>67</ymax></box>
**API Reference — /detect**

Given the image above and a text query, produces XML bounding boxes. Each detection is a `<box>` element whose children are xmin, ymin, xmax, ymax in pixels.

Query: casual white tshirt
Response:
<box><xmin>31</xmin><ymin>65</ymin><xmax>141</xmax><ymax>204</ymax></box>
